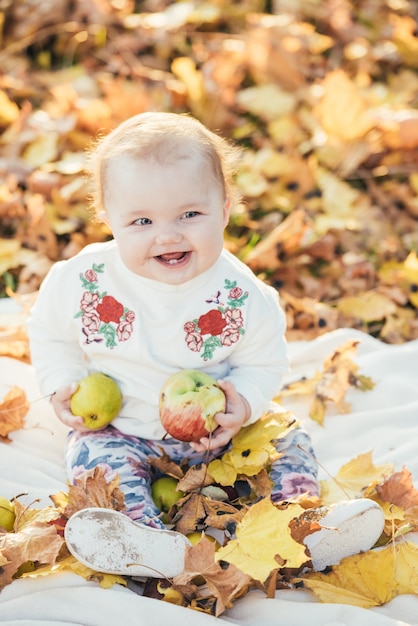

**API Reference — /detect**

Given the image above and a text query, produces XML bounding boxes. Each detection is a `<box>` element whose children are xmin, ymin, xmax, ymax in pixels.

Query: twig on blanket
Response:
<box><xmin>297</xmin><ymin>444</ymin><xmax>352</xmax><ymax>500</ymax></box>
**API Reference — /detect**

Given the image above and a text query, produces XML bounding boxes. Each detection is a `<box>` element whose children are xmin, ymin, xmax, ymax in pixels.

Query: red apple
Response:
<box><xmin>159</xmin><ymin>369</ymin><xmax>226</xmax><ymax>442</ymax></box>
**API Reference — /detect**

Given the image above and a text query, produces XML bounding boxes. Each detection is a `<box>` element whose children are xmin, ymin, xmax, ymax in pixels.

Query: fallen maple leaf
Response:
<box><xmin>51</xmin><ymin>466</ymin><xmax>126</xmax><ymax>518</ymax></box>
<box><xmin>208</xmin><ymin>411</ymin><xmax>295</xmax><ymax>486</ymax></box>
<box><xmin>215</xmin><ymin>498</ymin><xmax>307</xmax><ymax>582</ymax></box>
<box><xmin>300</xmin><ymin>542</ymin><xmax>418</xmax><ymax>607</ymax></box>
<box><xmin>372</xmin><ymin>466</ymin><xmax>418</xmax><ymax>535</ymax></box>
<box><xmin>0</xmin><ymin>522</ymin><xmax>63</xmax><ymax>587</ymax></box>
<box><xmin>0</xmin><ymin>386</ymin><xmax>30</xmax><ymax>442</ymax></box>
<box><xmin>148</xmin><ymin>448</ymin><xmax>187</xmax><ymax>480</ymax></box>
<box><xmin>177</xmin><ymin>464</ymin><xmax>214</xmax><ymax>493</ymax></box>
<box><xmin>173</xmin><ymin>536</ymin><xmax>252</xmax><ymax>616</ymax></box>
<box><xmin>278</xmin><ymin>340</ymin><xmax>375</xmax><ymax>424</ymax></box>
<box><xmin>171</xmin><ymin>492</ymin><xmax>243</xmax><ymax>535</ymax></box>
<box><xmin>320</xmin><ymin>451</ymin><xmax>394</xmax><ymax>505</ymax></box>
<box><xmin>22</xmin><ymin>554</ymin><xmax>127</xmax><ymax>590</ymax></box>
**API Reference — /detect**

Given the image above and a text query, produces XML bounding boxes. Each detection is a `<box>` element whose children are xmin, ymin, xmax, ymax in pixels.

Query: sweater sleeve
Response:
<box><xmin>28</xmin><ymin>261</ymin><xmax>90</xmax><ymax>396</ymax></box>
<box><xmin>223</xmin><ymin>283</ymin><xmax>289</xmax><ymax>423</ymax></box>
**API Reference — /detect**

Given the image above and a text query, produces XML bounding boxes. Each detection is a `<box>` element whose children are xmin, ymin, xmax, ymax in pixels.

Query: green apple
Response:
<box><xmin>151</xmin><ymin>476</ymin><xmax>185</xmax><ymax>516</ymax></box>
<box><xmin>70</xmin><ymin>372</ymin><xmax>123</xmax><ymax>430</ymax></box>
<box><xmin>0</xmin><ymin>496</ymin><xmax>15</xmax><ymax>532</ymax></box>
<box><xmin>159</xmin><ymin>369</ymin><xmax>226</xmax><ymax>442</ymax></box>
<box><xmin>186</xmin><ymin>531</ymin><xmax>220</xmax><ymax>549</ymax></box>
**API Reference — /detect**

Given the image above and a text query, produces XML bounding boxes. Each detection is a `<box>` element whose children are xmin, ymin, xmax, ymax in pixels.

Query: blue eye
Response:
<box><xmin>135</xmin><ymin>217</ymin><xmax>152</xmax><ymax>226</ymax></box>
<box><xmin>183</xmin><ymin>211</ymin><xmax>199</xmax><ymax>219</ymax></box>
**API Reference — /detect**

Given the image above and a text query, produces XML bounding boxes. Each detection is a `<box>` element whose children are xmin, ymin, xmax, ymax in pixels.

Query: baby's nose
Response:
<box><xmin>155</xmin><ymin>226</ymin><xmax>182</xmax><ymax>245</ymax></box>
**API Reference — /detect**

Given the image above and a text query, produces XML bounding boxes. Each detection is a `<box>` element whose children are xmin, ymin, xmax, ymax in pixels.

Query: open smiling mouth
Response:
<box><xmin>156</xmin><ymin>251</ymin><xmax>191</xmax><ymax>266</ymax></box>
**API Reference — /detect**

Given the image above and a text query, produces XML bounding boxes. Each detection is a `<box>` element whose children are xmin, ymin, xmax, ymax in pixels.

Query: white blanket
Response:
<box><xmin>1</xmin><ymin>327</ymin><xmax>418</xmax><ymax>626</ymax></box>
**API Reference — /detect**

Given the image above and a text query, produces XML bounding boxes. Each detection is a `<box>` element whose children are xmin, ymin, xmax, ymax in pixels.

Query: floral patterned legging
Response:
<box><xmin>66</xmin><ymin>421</ymin><xmax>319</xmax><ymax>530</ymax></box>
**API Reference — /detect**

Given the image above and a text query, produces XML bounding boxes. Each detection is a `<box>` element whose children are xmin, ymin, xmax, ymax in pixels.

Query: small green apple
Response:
<box><xmin>151</xmin><ymin>476</ymin><xmax>185</xmax><ymax>517</ymax></box>
<box><xmin>0</xmin><ymin>496</ymin><xmax>15</xmax><ymax>532</ymax></box>
<box><xmin>186</xmin><ymin>531</ymin><xmax>220</xmax><ymax>549</ymax></box>
<box><xmin>70</xmin><ymin>372</ymin><xmax>123</xmax><ymax>430</ymax></box>
<box><xmin>159</xmin><ymin>369</ymin><xmax>226</xmax><ymax>442</ymax></box>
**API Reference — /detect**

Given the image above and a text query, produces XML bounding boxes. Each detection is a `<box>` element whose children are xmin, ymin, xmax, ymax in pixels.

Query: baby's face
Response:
<box><xmin>101</xmin><ymin>155</ymin><xmax>229</xmax><ymax>284</ymax></box>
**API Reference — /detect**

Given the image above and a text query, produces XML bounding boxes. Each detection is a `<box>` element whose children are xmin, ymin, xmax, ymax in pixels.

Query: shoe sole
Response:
<box><xmin>305</xmin><ymin>499</ymin><xmax>385</xmax><ymax>571</ymax></box>
<box><xmin>64</xmin><ymin>508</ymin><xmax>191</xmax><ymax>578</ymax></box>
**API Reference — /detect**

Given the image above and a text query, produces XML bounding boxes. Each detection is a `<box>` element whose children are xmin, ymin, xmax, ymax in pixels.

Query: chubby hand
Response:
<box><xmin>190</xmin><ymin>380</ymin><xmax>250</xmax><ymax>452</ymax></box>
<box><xmin>51</xmin><ymin>383</ymin><xmax>91</xmax><ymax>432</ymax></box>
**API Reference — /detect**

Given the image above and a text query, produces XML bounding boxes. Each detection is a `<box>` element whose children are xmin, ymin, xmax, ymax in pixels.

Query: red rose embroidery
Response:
<box><xmin>77</xmin><ymin>264</ymin><xmax>135</xmax><ymax>348</ymax></box>
<box><xmin>224</xmin><ymin>308</ymin><xmax>244</xmax><ymax>329</ymax></box>
<box><xmin>183</xmin><ymin>279</ymin><xmax>247</xmax><ymax>360</ymax></box>
<box><xmin>221</xmin><ymin>327</ymin><xmax>241</xmax><ymax>346</ymax></box>
<box><xmin>229</xmin><ymin>287</ymin><xmax>243</xmax><ymax>299</ymax></box>
<box><xmin>80</xmin><ymin>291</ymin><xmax>99</xmax><ymax>311</ymax></box>
<box><xmin>125</xmin><ymin>310</ymin><xmax>136</xmax><ymax>323</ymax></box>
<box><xmin>117</xmin><ymin>320</ymin><xmax>134</xmax><ymax>341</ymax></box>
<box><xmin>97</xmin><ymin>295</ymin><xmax>124</xmax><ymax>323</ymax></box>
<box><xmin>186</xmin><ymin>332</ymin><xmax>203</xmax><ymax>352</ymax></box>
<box><xmin>198</xmin><ymin>309</ymin><xmax>226</xmax><ymax>336</ymax></box>
<box><xmin>184</xmin><ymin>321</ymin><xmax>197</xmax><ymax>333</ymax></box>
<box><xmin>85</xmin><ymin>269</ymin><xmax>97</xmax><ymax>282</ymax></box>
<box><xmin>82</xmin><ymin>310</ymin><xmax>101</xmax><ymax>332</ymax></box>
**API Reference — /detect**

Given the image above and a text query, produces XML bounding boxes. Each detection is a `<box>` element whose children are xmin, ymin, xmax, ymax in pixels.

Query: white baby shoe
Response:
<box><xmin>303</xmin><ymin>498</ymin><xmax>385</xmax><ymax>571</ymax></box>
<box><xmin>64</xmin><ymin>508</ymin><xmax>191</xmax><ymax>578</ymax></box>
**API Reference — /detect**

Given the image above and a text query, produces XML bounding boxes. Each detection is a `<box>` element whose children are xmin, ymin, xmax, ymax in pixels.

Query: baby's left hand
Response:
<box><xmin>190</xmin><ymin>380</ymin><xmax>250</xmax><ymax>452</ymax></box>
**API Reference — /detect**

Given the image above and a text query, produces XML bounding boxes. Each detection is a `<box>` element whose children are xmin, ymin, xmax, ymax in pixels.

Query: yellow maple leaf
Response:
<box><xmin>337</xmin><ymin>291</ymin><xmax>398</xmax><ymax>323</ymax></box>
<box><xmin>215</xmin><ymin>498</ymin><xmax>307</xmax><ymax>582</ymax></box>
<box><xmin>301</xmin><ymin>542</ymin><xmax>418</xmax><ymax>607</ymax></box>
<box><xmin>21</xmin><ymin>555</ymin><xmax>127</xmax><ymax>589</ymax></box>
<box><xmin>320</xmin><ymin>451</ymin><xmax>394</xmax><ymax>505</ymax></box>
<box><xmin>208</xmin><ymin>412</ymin><xmax>295</xmax><ymax>486</ymax></box>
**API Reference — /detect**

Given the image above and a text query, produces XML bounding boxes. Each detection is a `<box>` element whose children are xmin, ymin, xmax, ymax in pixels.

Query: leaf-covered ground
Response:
<box><xmin>1</xmin><ymin>0</ymin><xmax>418</xmax><ymax>351</ymax></box>
<box><xmin>2</xmin><ymin>342</ymin><xmax>418</xmax><ymax>616</ymax></box>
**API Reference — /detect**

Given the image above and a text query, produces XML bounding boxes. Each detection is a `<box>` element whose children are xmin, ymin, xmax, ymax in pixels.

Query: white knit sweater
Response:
<box><xmin>28</xmin><ymin>241</ymin><xmax>289</xmax><ymax>439</ymax></box>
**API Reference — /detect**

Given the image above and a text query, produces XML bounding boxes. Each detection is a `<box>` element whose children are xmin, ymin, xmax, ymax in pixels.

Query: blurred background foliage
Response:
<box><xmin>1</xmin><ymin>0</ymin><xmax>418</xmax><ymax>345</ymax></box>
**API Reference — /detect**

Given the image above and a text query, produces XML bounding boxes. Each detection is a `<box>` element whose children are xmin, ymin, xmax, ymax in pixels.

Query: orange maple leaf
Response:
<box><xmin>52</xmin><ymin>466</ymin><xmax>126</xmax><ymax>518</ymax></box>
<box><xmin>0</xmin><ymin>386</ymin><xmax>29</xmax><ymax>442</ymax></box>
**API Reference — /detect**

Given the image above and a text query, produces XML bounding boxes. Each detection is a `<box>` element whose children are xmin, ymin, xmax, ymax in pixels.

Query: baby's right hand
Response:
<box><xmin>51</xmin><ymin>383</ymin><xmax>90</xmax><ymax>432</ymax></box>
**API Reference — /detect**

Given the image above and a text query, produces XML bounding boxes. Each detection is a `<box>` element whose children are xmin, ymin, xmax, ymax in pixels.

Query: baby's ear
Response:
<box><xmin>97</xmin><ymin>210</ymin><xmax>110</xmax><ymax>226</ymax></box>
<box><xmin>223</xmin><ymin>198</ymin><xmax>231</xmax><ymax>226</ymax></box>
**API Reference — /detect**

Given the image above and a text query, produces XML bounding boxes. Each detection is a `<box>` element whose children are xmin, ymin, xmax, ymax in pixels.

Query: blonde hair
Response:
<box><xmin>86</xmin><ymin>112</ymin><xmax>242</xmax><ymax>215</ymax></box>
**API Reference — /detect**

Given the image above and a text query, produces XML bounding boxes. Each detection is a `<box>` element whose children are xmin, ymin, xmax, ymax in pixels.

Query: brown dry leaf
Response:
<box><xmin>0</xmin><ymin>523</ymin><xmax>63</xmax><ymax>587</ymax></box>
<box><xmin>320</xmin><ymin>451</ymin><xmax>395</xmax><ymax>506</ymax></box>
<box><xmin>177</xmin><ymin>464</ymin><xmax>214</xmax><ymax>492</ymax></box>
<box><xmin>174</xmin><ymin>536</ymin><xmax>252</xmax><ymax>617</ymax></box>
<box><xmin>172</xmin><ymin>492</ymin><xmax>243</xmax><ymax>536</ymax></box>
<box><xmin>59</xmin><ymin>466</ymin><xmax>126</xmax><ymax>518</ymax></box>
<box><xmin>244</xmin><ymin>468</ymin><xmax>274</xmax><ymax>499</ymax></box>
<box><xmin>0</xmin><ymin>386</ymin><xmax>29</xmax><ymax>442</ymax></box>
<box><xmin>300</xmin><ymin>542</ymin><xmax>418</xmax><ymax>607</ymax></box>
<box><xmin>245</xmin><ymin>209</ymin><xmax>314</xmax><ymax>272</ymax></box>
<box><xmin>216</xmin><ymin>498</ymin><xmax>307</xmax><ymax>582</ymax></box>
<box><xmin>278</xmin><ymin>340</ymin><xmax>375</xmax><ymax>425</ymax></box>
<box><xmin>148</xmin><ymin>448</ymin><xmax>186</xmax><ymax>480</ymax></box>
<box><xmin>375</xmin><ymin>467</ymin><xmax>418</xmax><ymax>527</ymax></box>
